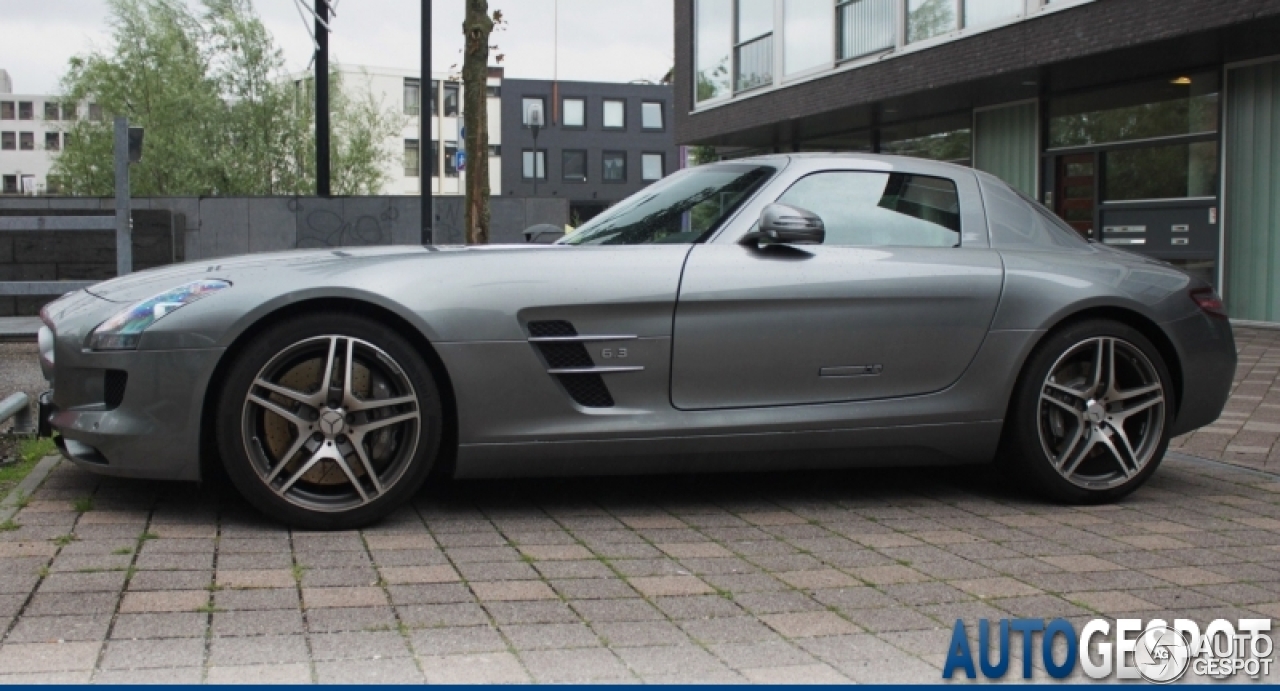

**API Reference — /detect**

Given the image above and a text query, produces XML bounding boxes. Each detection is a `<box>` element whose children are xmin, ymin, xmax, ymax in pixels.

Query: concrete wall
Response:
<box><xmin>0</xmin><ymin>194</ymin><xmax>567</xmax><ymax>314</ymax></box>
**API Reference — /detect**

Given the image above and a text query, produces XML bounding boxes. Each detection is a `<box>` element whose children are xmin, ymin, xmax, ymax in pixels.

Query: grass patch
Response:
<box><xmin>0</xmin><ymin>436</ymin><xmax>55</xmax><ymax>497</ymax></box>
<box><xmin>52</xmin><ymin>533</ymin><xmax>78</xmax><ymax>546</ymax></box>
<box><xmin>71</xmin><ymin>496</ymin><xmax>94</xmax><ymax>513</ymax></box>
<box><xmin>0</xmin><ymin>519</ymin><xmax>20</xmax><ymax>532</ymax></box>
<box><xmin>194</xmin><ymin>603</ymin><xmax>224</xmax><ymax>614</ymax></box>
<box><xmin>112</xmin><ymin>547</ymin><xmax>133</xmax><ymax>555</ymax></box>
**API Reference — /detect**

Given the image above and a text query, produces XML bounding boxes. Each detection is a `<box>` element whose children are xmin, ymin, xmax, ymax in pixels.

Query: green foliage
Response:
<box><xmin>53</xmin><ymin>533</ymin><xmax>79</xmax><ymax>546</ymax></box>
<box><xmin>0</xmin><ymin>519</ymin><xmax>20</xmax><ymax>532</ymax></box>
<box><xmin>71</xmin><ymin>496</ymin><xmax>94</xmax><ymax>513</ymax></box>
<box><xmin>19</xmin><ymin>437</ymin><xmax>57</xmax><ymax>464</ymax></box>
<box><xmin>51</xmin><ymin>0</ymin><xmax>404</xmax><ymax>196</ymax></box>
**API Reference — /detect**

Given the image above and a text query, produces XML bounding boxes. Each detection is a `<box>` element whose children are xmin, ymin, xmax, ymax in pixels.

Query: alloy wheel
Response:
<box><xmin>241</xmin><ymin>335</ymin><xmax>421</xmax><ymax>513</ymax></box>
<box><xmin>1037</xmin><ymin>336</ymin><xmax>1166</xmax><ymax>490</ymax></box>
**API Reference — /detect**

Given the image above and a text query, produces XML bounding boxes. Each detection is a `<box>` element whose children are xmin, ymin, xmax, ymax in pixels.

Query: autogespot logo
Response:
<box><xmin>943</xmin><ymin>618</ymin><xmax>1274</xmax><ymax>682</ymax></box>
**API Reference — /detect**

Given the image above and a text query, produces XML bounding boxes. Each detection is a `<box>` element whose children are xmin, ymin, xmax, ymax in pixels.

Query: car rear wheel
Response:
<box><xmin>1002</xmin><ymin>319</ymin><xmax>1173</xmax><ymax>503</ymax></box>
<box><xmin>216</xmin><ymin>312</ymin><xmax>441</xmax><ymax>529</ymax></box>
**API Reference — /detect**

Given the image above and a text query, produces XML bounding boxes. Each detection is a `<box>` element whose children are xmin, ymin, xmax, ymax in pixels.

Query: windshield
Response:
<box><xmin>558</xmin><ymin>164</ymin><xmax>777</xmax><ymax>245</ymax></box>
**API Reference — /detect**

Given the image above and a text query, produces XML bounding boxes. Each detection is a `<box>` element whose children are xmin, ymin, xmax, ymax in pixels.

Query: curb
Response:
<box><xmin>0</xmin><ymin>454</ymin><xmax>60</xmax><ymax>522</ymax></box>
<box><xmin>1166</xmin><ymin>450</ymin><xmax>1280</xmax><ymax>481</ymax></box>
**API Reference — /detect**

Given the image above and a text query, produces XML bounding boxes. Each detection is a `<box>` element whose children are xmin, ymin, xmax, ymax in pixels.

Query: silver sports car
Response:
<box><xmin>37</xmin><ymin>154</ymin><xmax>1236</xmax><ymax>529</ymax></box>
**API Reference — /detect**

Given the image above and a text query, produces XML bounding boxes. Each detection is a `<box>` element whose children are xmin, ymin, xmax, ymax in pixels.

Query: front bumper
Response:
<box><xmin>40</xmin><ymin>291</ymin><xmax>226</xmax><ymax>482</ymax></box>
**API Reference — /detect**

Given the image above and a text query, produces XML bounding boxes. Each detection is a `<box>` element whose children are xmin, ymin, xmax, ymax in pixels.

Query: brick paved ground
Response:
<box><xmin>1171</xmin><ymin>327</ymin><xmax>1280</xmax><ymax>472</ymax></box>
<box><xmin>0</xmin><ymin>326</ymin><xmax>1278</xmax><ymax>683</ymax></box>
<box><xmin>0</xmin><ymin>454</ymin><xmax>1277</xmax><ymax>683</ymax></box>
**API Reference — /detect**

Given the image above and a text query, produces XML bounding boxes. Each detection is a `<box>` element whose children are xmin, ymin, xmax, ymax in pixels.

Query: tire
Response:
<box><xmin>216</xmin><ymin>311</ymin><xmax>442</xmax><ymax>529</ymax></box>
<box><xmin>1000</xmin><ymin>319</ymin><xmax>1174</xmax><ymax>503</ymax></box>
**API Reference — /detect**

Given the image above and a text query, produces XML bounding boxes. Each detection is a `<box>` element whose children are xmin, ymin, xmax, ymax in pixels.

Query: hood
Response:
<box><xmin>84</xmin><ymin>246</ymin><xmax>434</xmax><ymax>303</ymax></box>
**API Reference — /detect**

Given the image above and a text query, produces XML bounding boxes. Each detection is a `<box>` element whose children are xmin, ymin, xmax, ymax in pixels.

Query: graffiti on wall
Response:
<box><xmin>294</xmin><ymin>199</ymin><xmax>399</xmax><ymax>248</ymax></box>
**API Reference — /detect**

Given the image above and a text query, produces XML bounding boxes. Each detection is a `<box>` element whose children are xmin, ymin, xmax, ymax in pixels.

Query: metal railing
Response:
<box><xmin>0</xmin><ymin>117</ymin><xmax>136</xmax><ymax>299</ymax></box>
<box><xmin>0</xmin><ymin>393</ymin><xmax>31</xmax><ymax>434</ymax></box>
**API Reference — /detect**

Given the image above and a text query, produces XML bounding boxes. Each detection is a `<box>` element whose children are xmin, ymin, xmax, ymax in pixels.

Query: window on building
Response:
<box><xmin>443</xmin><ymin>83</ymin><xmax>460</xmax><ymax>117</ymax></box>
<box><xmin>907</xmin><ymin>0</ymin><xmax>958</xmax><ymax>43</ymax></box>
<box><xmin>61</xmin><ymin>103</ymin><xmax>77</xmax><ymax>120</ymax></box>
<box><xmin>488</xmin><ymin>144</ymin><xmax>501</xmax><ymax>156</ymax></box>
<box><xmin>786</xmin><ymin>0</ymin><xmax>834</xmax><ymax>75</ymax></box>
<box><xmin>964</xmin><ymin>0</ymin><xmax>1022</xmax><ymax>28</ymax></box>
<box><xmin>603</xmin><ymin>151</ymin><xmax>627</xmax><ymax>182</ymax></box>
<box><xmin>522</xmin><ymin>97</ymin><xmax>546</xmax><ymax>127</ymax></box>
<box><xmin>642</xmin><ymin>153</ymin><xmax>665</xmax><ymax>181</ymax></box>
<box><xmin>444</xmin><ymin>140</ymin><xmax>459</xmax><ymax>177</ymax></box>
<box><xmin>881</xmin><ymin>115</ymin><xmax>972</xmax><ymax>166</ymax></box>
<box><xmin>2</xmin><ymin>175</ymin><xmax>16</xmax><ymax>194</ymax></box>
<box><xmin>777</xmin><ymin>171</ymin><xmax>961</xmax><ymax>247</ymax></box>
<box><xmin>62</xmin><ymin>132</ymin><xmax>73</xmax><ymax>148</ymax></box>
<box><xmin>88</xmin><ymin>103</ymin><xmax>103</xmax><ymax>121</ymax></box>
<box><xmin>563</xmin><ymin>150</ymin><xmax>588</xmax><ymax>182</ymax></box>
<box><xmin>0</xmin><ymin>102</ymin><xmax>13</xmax><ymax>119</ymax></box>
<box><xmin>603</xmin><ymin>99</ymin><xmax>626</xmax><ymax>129</ymax></box>
<box><xmin>405</xmin><ymin>139</ymin><xmax>420</xmax><ymax>177</ymax></box>
<box><xmin>19</xmin><ymin>132</ymin><xmax>34</xmax><ymax>150</ymax></box>
<box><xmin>837</xmin><ymin>0</ymin><xmax>895</xmax><ymax>60</ymax></box>
<box><xmin>18</xmin><ymin>102</ymin><xmax>33</xmax><ymax>120</ymax></box>
<box><xmin>0</xmin><ymin>132</ymin><xmax>13</xmax><ymax>150</ymax></box>
<box><xmin>486</xmin><ymin>85</ymin><xmax>501</xmax><ymax>98</ymax></box>
<box><xmin>641</xmin><ymin>102</ymin><xmax>664</xmax><ymax>130</ymax></box>
<box><xmin>735</xmin><ymin>0</ymin><xmax>774</xmax><ymax>91</ymax></box>
<box><xmin>45</xmin><ymin>132</ymin><xmax>60</xmax><ymax>151</ymax></box>
<box><xmin>562</xmin><ymin>98</ymin><xmax>585</xmax><ymax>128</ymax></box>
<box><xmin>404</xmin><ymin>78</ymin><xmax>420</xmax><ymax>116</ymax></box>
<box><xmin>1103</xmin><ymin>141</ymin><xmax>1218</xmax><ymax>202</ymax></box>
<box><xmin>44</xmin><ymin>102</ymin><xmax>59</xmax><ymax>120</ymax></box>
<box><xmin>522</xmin><ymin>149</ymin><xmax>547</xmax><ymax>180</ymax></box>
<box><xmin>430</xmin><ymin>80</ymin><xmax>439</xmax><ymax>116</ymax></box>
<box><xmin>695</xmin><ymin>0</ymin><xmax>733</xmax><ymax>103</ymax></box>
<box><xmin>429</xmin><ymin>140</ymin><xmax>440</xmax><ymax>177</ymax></box>
<box><xmin>1049</xmin><ymin>72</ymin><xmax>1219</xmax><ymax>148</ymax></box>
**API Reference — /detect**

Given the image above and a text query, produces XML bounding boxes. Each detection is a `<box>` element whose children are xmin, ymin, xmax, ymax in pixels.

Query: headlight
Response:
<box><xmin>89</xmin><ymin>280</ymin><xmax>230</xmax><ymax>350</ymax></box>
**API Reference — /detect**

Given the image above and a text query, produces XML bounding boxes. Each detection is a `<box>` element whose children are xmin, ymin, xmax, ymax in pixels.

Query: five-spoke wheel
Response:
<box><xmin>217</xmin><ymin>313</ymin><xmax>441</xmax><ymax>529</ymax></box>
<box><xmin>1003</xmin><ymin>320</ymin><xmax>1173</xmax><ymax>502</ymax></box>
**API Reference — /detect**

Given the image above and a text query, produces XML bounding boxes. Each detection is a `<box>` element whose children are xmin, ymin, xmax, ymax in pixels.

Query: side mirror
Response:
<box><xmin>741</xmin><ymin>203</ymin><xmax>825</xmax><ymax>246</ymax></box>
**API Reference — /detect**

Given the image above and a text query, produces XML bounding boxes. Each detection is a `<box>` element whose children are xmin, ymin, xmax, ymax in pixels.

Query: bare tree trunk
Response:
<box><xmin>462</xmin><ymin>0</ymin><xmax>493</xmax><ymax>245</ymax></box>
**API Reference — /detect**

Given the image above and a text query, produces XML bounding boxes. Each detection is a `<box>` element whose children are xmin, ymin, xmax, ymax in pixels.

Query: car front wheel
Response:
<box><xmin>1002</xmin><ymin>319</ymin><xmax>1173</xmax><ymax>503</ymax></box>
<box><xmin>216</xmin><ymin>312</ymin><xmax>442</xmax><ymax>529</ymax></box>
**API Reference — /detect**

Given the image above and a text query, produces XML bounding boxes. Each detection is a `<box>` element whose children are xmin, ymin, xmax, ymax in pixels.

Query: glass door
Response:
<box><xmin>1054</xmin><ymin>153</ymin><xmax>1096</xmax><ymax>239</ymax></box>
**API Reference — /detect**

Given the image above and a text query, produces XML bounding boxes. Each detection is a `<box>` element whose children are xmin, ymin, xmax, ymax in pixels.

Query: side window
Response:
<box><xmin>775</xmin><ymin>171</ymin><xmax>961</xmax><ymax>247</ymax></box>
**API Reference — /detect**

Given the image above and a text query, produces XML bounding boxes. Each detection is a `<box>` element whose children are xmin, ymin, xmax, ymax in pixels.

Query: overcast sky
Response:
<box><xmin>0</xmin><ymin>0</ymin><xmax>674</xmax><ymax>95</ymax></box>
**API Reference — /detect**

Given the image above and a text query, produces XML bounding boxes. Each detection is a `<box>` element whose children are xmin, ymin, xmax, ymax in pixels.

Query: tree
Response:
<box><xmin>461</xmin><ymin>1</ymin><xmax>496</xmax><ymax>244</ymax></box>
<box><xmin>51</xmin><ymin>0</ymin><xmax>403</xmax><ymax>197</ymax></box>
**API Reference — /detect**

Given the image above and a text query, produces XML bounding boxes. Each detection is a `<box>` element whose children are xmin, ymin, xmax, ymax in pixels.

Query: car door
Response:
<box><xmin>670</xmin><ymin>165</ymin><xmax>1004</xmax><ymax>410</ymax></box>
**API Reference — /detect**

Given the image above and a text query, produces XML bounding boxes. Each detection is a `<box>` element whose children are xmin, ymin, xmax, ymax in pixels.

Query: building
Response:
<box><xmin>674</xmin><ymin>0</ymin><xmax>1280</xmax><ymax>321</ymax></box>
<box><xmin>500</xmin><ymin>78</ymin><xmax>679</xmax><ymax>224</ymax></box>
<box><xmin>316</xmin><ymin>64</ymin><xmax>503</xmax><ymax>197</ymax></box>
<box><xmin>0</xmin><ymin>71</ymin><xmax>100</xmax><ymax>195</ymax></box>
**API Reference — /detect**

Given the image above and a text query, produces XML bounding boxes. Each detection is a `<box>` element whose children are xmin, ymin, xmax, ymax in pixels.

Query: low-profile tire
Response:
<box><xmin>1000</xmin><ymin>319</ymin><xmax>1175</xmax><ymax>503</ymax></box>
<box><xmin>216</xmin><ymin>311</ymin><xmax>442</xmax><ymax>530</ymax></box>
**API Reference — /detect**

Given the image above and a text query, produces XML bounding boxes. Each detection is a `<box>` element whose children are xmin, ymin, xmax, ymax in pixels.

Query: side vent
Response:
<box><xmin>104</xmin><ymin>370</ymin><xmax>128</xmax><ymax>409</ymax></box>
<box><xmin>527</xmin><ymin>320</ymin><xmax>629</xmax><ymax>408</ymax></box>
<box><xmin>528</xmin><ymin>320</ymin><xmax>578</xmax><ymax>338</ymax></box>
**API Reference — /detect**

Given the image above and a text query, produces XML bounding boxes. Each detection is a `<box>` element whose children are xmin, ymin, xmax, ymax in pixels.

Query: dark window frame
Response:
<box><xmin>444</xmin><ymin>140</ymin><xmax>460</xmax><ymax>178</ymax></box>
<box><xmin>602</xmin><ymin>98</ymin><xmax>627</xmax><ymax>130</ymax></box>
<box><xmin>403</xmin><ymin>78</ymin><xmax>421</xmax><ymax>117</ymax></box>
<box><xmin>442</xmin><ymin>82</ymin><xmax>460</xmax><ymax>117</ymax></box>
<box><xmin>17</xmin><ymin>101</ymin><xmax>33</xmax><ymax>120</ymax></box>
<box><xmin>561</xmin><ymin>96</ymin><xmax>587</xmax><ymax>129</ymax></box>
<box><xmin>522</xmin><ymin>96</ymin><xmax>547</xmax><ymax>128</ymax></box>
<box><xmin>602</xmin><ymin>150</ymin><xmax>628</xmax><ymax>183</ymax></box>
<box><xmin>641</xmin><ymin>151</ymin><xmax>666</xmax><ymax>181</ymax></box>
<box><xmin>18</xmin><ymin>132</ymin><xmax>34</xmax><ymax>150</ymax></box>
<box><xmin>522</xmin><ymin>148</ymin><xmax>548</xmax><ymax>180</ymax></box>
<box><xmin>0</xmin><ymin>102</ymin><xmax>13</xmax><ymax>120</ymax></box>
<box><xmin>641</xmin><ymin>101</ymin><xmax>665</xmax><ymax>131</ymax></box>
<box><xmin>404</xmin><ymin>138</ymin><xmax>420</xmax><ymax>177</ymax></box>
<box><xmin>2</xmin><ymin>175</ymin><xmax>17</xmax><ymax>194</ymax></box>
<box><xmin>0</xmin><ymin>132</ymin><xmax>14</xmax><ymax>150</ymax></box>
<box><xmin>562</xmin><ymin>149</ymin><xmax>588</xmax><ymax>182</ymax></box>
<box><xmin>45</xmin><ymin>132</ymin><xmax>60</xmax><ymax>151</ymax></box>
